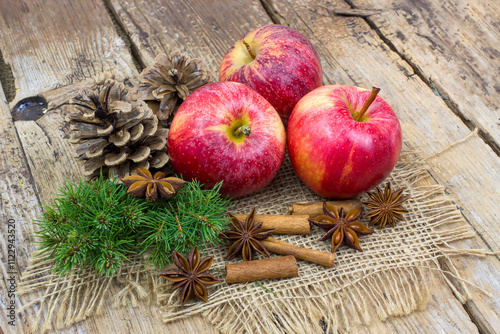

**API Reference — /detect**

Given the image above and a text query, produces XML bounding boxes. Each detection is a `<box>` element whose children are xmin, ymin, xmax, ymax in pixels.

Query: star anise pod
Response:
<box><xmin>220</xmin><ymin>208</ymin><xmax>275</xmax><ymax>261</ymax></box>
<box><xmin>159</xmin><ymin>247</ymin><xmax>219</xmax><ymax>306</ymax></box>
<box><xmin>135</xmin><ymin>52</ymin><xmax>213</xmax><ymax>120</ymax></box>
<box><xmin>363</xmin><ymin>183</ymin><xmax>410</xmax><ymax>229</ymax></box>
<box><xmin>121</xmin><ymin>168</ymin><xmax>185</xmax><ymax>202</ymax></box>
<box><xmin>309</xmin><ymin>202</ymin><xmax>375</xmax><ymax>253</ymax></box>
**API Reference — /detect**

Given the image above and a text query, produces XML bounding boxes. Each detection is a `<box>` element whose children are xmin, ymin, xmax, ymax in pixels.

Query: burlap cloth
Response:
<box><xmin>18</xmin><ymin>144</ymin><xmax>487</xmax><ymax>333</ymax></box>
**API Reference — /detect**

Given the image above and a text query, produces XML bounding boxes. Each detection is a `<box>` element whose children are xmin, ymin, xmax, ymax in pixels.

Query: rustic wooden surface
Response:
<box><xmin>0</xmin><ymin>0</ymin><xmax>137</xmax><ymax>106</ymax></box>
<box><xmin>0</xmin><ymin>0</ymin><xmax>498</xmax><ymax>333</ymax></box>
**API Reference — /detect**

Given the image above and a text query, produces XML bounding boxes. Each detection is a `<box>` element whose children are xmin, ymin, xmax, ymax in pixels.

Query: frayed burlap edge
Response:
<box><xmin>181</xmin><ymin>265</ymin><xmax>434</xmax><ymax>334</ymax></box>
<box><xmin>17</xmin><ymin>254</ymin><xmax>158</xmax><ymax>334</ymax></box>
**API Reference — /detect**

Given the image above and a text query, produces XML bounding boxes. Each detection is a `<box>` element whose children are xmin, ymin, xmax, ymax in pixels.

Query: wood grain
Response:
<box><xmin>265</xmin><ymin>0</ymin><xmax>500</xmax><ymax>252</ymax></box>
<box><xmin>107</xmin><ymin>0</ymin><xmax>274</xmax><ymax>72</ymax></box>
<box><xmin>0</xmin><ymin>77</ymin><xmax>43</xmax><ymax>334</ymax></box>
<box><xmin>15</xmin><ymin>117</ymin><xmax>83</xmax><ymax>204</ymax></box>
<box><xmin>0</xmin><ymin>0</ymin><xmax>215</xmax><ymax>332</ymax></box>
<box><xmin>347</xmin><ymin>0</ymin><xmax>500</xmax><ymax>262</ymax></box>
<box><xmin>353</xmin><ymin>288</ymin><xmax>480</xmax><ymax>333</ymax></box>
<box><xmin>349</xmin><ymin>0</ymin><xmax>500</xmax><ymax>150</ymax></box>
<box><xmin>0</xmin><ymin>0</ymin><xmax>137</xmax><ymax>106</ymax></box>
<box><xmin>264</xmin><ymin>0</ymin><xmax>500</xmax><ymax>331</ymax></box>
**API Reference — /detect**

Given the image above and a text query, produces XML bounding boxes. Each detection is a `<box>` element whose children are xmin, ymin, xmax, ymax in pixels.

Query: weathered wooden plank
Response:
<box><xmin>348</xmin><ymin>0</ymin><xmax>500</xmax><ymax>150</ymax></box>
<box><xmin>2</xmin><ymin>0</ymin><xmax>497</xmax><ymax>333</ymax></box>
<box><xmin>0</xmin><ymin>48</ymin><xmax>217</xmax><ymax>334</ymax></box>
<box><xmin>108</xmin><ymin>0</ymin><xmax>497</xmax><ymax>333</ymax></box>
<box><xmin>353</xmin><ymin>286</ymin><xmax>480</xmax><ymax>334</ymax></box>
<box><xmin>0</xmin><ymin>77</ymin><xmax>43</xmax><ymax>333</ymax></box>
<box><xmin>8</xmin><ymin>0</ymin><xmax>277</xmax><ymax>205</ymax></box>
<box><xmin>264</xmin><ymin>0</ymin><xmax>500</xmax><ymax>251</ymax></box>
<box><xmin>107</xmin><ymin>0</ymin><xmax>274</xmax><ymax>71</ymax></box>
<box><xmin>0</xmin><ymin>55</ymin><xmax>217</xmax><ymax>334</ymax></box>
<box><xmin>0</xmin><ymin>0</ymin><xmax>140</xmax><ymax>201</ymax></box>
<box><xmin>345</xmin><ymin>0</ymin><xmax>500</xmax><ymax>264</ymax></box>
<box><xmin>14</xmin><ymin>116</ymin><xmax>84</xmax><ymax>205</ymax></box>
<box><xmin>426</xmin><ymin>135</ymin><xmax>500</xmax><ymax>249</ymax></box>
<box><xmin>0</xmin><ymin>0</ymin><xmax>137</xmax><ymax>106</ymax></box>
<box><xmin>264</xmin><ymin>0</ymin><xmax>500</xmax><ymax>331</ymax></box>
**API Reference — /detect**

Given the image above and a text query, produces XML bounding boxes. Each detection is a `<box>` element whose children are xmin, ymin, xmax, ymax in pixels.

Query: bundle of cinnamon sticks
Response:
<box><xmin>225</xmin><ymin>199</ymin><xmax>362</xmax><ymax>284</ymax></box>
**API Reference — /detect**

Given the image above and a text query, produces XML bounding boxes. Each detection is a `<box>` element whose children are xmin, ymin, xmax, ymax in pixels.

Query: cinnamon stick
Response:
<box><xmin>225</xmin><ymin>255</ymin><xmax>298</xmax><ymax>284</ymax></box>
<box><xmin>262</xmin><ymin>237</ymin><xmax>335</xmax><ymax>268</ymax></box>
<box><xmin>289</xmin><ymin>199</ymin><xmax>362</xmax><ymax>217</ymax></box>
<box><xmin>233</xmin><ymin>214</ymin><xmax>310</xmax><ymax>234</ymax></box>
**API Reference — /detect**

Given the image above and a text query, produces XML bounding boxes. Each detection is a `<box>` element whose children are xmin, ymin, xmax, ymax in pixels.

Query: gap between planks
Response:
<box><xmin>0</xmin><ymin>48</ymin><xmax>16</xmax><ymax>103</ymax></box>
<box><xmin>0</xmin><ymin>1</ymin><xmax>143</xmax><ymax>106</ymax></box>
<box><xmin>1</xmin><ymin>0</ymin><xmax>496</xmax><ymax>332</ymax></box>
<box><xmin>75</xmin><ymin>0</ymin><xmax>500</xmax><ymax>332</ymax></box>
<box><xmin>102</xmin><ymin>0</ymin><xmax>145</xmax><ymax>71</ymax></box>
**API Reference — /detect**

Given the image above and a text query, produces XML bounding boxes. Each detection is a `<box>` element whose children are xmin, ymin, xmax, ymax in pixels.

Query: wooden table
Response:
<box><xmin>0</xmin><ymin>0</ymin><xmax>498</xmax><ymax>333</ymax></box>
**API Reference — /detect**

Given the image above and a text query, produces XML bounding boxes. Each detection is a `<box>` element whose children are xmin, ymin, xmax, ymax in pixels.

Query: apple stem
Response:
<box><xmin>234</xmin><ymin>125</ymin><xmax>252</xmax><ymax>137</ymax></box>
<box><xmin>355</xmin><ymin>87</ymin><xmax>380</xmax><ymax>122</ymax></box>
<box><xmin>242</xmin><ymin>40</ymin><xmax>256</xmax><ymax>59</ymax></box>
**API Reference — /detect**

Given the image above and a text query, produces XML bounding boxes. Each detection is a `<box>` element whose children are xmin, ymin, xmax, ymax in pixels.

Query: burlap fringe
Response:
<box><xmin>17</xmin><ymin>255</ymin><xmax>156</xmax><ymax>334</ymax></box>
<box><xmin>167</xmin><ymin>265</ymin><xmax>434</xmax><ymax>334</ymax></box>
<box><xmin>17</xmin><ymin>147</ymin><xmax>496</xmax><ymax>333</ymax></box>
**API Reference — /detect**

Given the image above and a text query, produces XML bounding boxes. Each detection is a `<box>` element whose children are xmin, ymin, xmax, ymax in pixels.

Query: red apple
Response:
<box><xmin>167</xmin><ymin>81</ymin><xmax>286</xmax><ymax>198</ymax></box>
<box><xmin>287</xmin><ymin>85</ymin><xmax>402</xmax><ymax>199</ymax></box>
<box><xmin>219</xmin><ymin>24</ymin><xmax>322</xmax><ymax>126</ymax></box>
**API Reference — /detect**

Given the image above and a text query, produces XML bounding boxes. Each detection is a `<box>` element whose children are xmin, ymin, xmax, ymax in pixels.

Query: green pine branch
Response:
<box><xmin>138</xmin><ymin>181</ymin><xmax>233</xmax><ymax>269</ymax></box>
<box><xmin>34</xmin><ymin>175</ymin><xmax>233</xmax><ymax>277</ymax></box>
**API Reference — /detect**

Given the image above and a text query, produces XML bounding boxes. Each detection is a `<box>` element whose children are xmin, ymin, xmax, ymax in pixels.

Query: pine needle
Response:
<box><xmin>255</xmin><ymin>282</ymin><xmax>276</xmax><ymax>295</ymax></box>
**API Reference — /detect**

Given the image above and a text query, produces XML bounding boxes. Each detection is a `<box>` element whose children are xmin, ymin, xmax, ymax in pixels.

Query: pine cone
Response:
<box><xmin>67</xmin><ymin>79</ymin><xmax>169</xmax><ymax>178</ymax></box>
<box><xmin>135</xmin><ymin>52</ymin><xmax>214</xmax><ymax>120</ymax></box>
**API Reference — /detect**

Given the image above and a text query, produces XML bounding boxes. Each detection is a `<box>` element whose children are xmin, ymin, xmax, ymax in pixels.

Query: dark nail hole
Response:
<box><xmin>11</xmin><ymin>96</ymin><xmax>48</xmax><ymax>121</ymax></box>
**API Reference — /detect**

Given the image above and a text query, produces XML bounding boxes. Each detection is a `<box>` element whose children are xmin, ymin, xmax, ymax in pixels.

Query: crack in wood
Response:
<box><xmin>330</xmin><ymin>7</ymin><xmax>382</xmax><ymax>17</ymax></box>
<box><xmin>333</xmin><ymin>1</ymin><xmax>500</xmax><ymax>331</ymax></box>
<box><xmin>10</xmin><ymin>123</ymin><xmax>43</xmax><ymax>209</ymax></box>
<box><xmin>0</xmin><ymin>49</ymin><xmax>16</xmax><ymax>103</ymax></box>
<box><xmin>462</xmin><ymin>300</ymin><xmax>497</xmax><ymax>334</ymax></box>
<box><xmin>102</xmin><ymin>0</ymin><xmax>145</xmax><ymax>71</ymax></box>
<box><xmin>259</xmin><ymin>0</ymin><xmax>288</xmax><ymax>25</ymax></box>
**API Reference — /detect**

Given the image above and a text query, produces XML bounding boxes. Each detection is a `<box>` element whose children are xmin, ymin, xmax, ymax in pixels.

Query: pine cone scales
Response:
<box><xmin>67</xmin><ymin>79</ymin><xmax>169</xmax><ymax>178</ymax></box>
<box><xmin>136</xmin><ymin>52</ymin><xmax>214</xmax><ymax>120</ymax></box>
